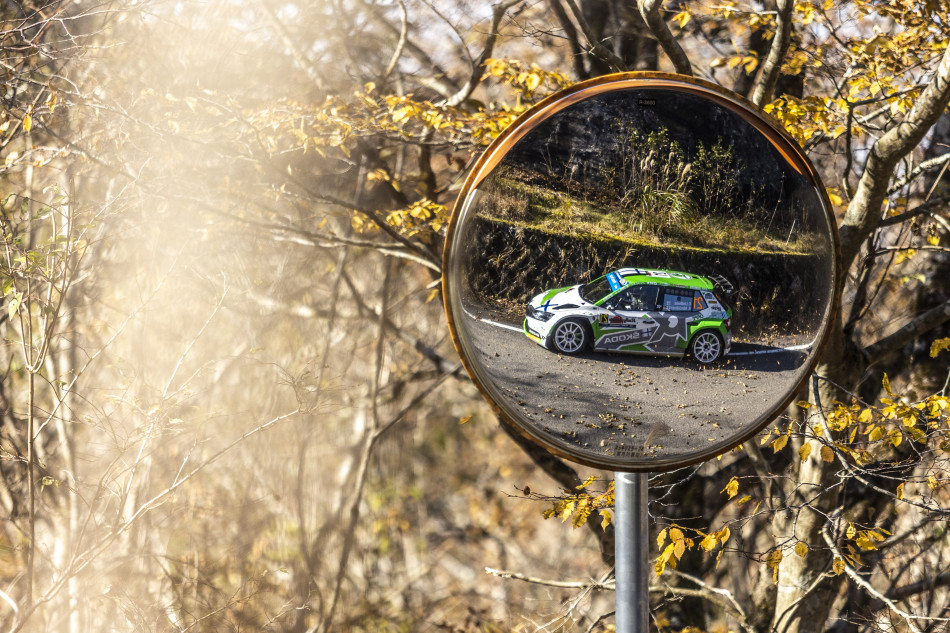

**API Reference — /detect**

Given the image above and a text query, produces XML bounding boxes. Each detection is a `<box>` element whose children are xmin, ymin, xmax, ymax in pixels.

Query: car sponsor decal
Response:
<box><xmin>597</xmin><ymin>327</ymin><xmax>657</xmax><ymax>348</ymax></box>
<box><xmin>599</xmin><ymin>313</ymin><xmax>635</xmax><ymax>326</ymax></box>
<box><xmin>606</xmin><ymin>271</ymin><xmax>629</xmax><ymax>292</ymax></box>
<box><xmin>644</xmin><ymin>314</ymin><xmax>691</xmax><ymax>349</ymax></box>
<box><xmin>615</xmin><ymin>268</ymin><xmax>693</xmax><ymax>281</ymax></box>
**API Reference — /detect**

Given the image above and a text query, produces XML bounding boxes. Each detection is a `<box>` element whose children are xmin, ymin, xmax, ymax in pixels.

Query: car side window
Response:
<box><xmin>693</xmin><ymin>291</ymin><xmax>707</xmax><ymax>311</ymax></box>
<box><xmin>660</xmin><ymin>286</ymin><xmax>699</xmax><ymax>312</ymax></box>
<box><xmin>609</xmin><ymin>285</ymin><xmax>658</xmax><ymax>311</ymax></box>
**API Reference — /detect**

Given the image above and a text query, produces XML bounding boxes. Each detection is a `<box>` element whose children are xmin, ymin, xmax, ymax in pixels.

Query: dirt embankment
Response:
<box><xmin>464</xmin><ymin>216</ymin><xmax>830</xmax><ymax>341</ymax></box>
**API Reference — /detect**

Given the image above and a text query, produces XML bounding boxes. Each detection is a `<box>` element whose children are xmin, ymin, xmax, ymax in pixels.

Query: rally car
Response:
<box><xmin>523</xmin><ymin>268</ymin><xmax>733</xmax><ymax>363</ymax></box>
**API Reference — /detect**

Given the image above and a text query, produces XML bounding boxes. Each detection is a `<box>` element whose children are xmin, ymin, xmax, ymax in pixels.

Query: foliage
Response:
<box><xmin>1</xmin><ymin>0</ymin><xmax>950</xmax><ymax>632</ymax></box>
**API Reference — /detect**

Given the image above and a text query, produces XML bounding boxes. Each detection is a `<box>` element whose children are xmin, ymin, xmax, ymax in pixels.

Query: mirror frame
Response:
<box><xmin>442</xmin><ymin>72</ymin><xmax>842</xmax><ymax>472</ymax></box>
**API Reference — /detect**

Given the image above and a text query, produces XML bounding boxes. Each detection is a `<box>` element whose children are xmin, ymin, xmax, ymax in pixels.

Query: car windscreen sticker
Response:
<box><xmin>664</xmin><ymin>294</ymin><xmax>694</xmax><ymax>311</ymax></box>
<box><xmin>606</xmin><ymin>271</ymin><xmax>628</xmax><ymax>291</ymax></box>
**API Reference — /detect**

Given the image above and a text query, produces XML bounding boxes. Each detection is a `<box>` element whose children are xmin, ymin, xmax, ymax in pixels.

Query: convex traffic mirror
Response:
<box><xmin>443</xmin><ymin>73</ymin><xmax>839</xmax><ymax>471</ymax></box>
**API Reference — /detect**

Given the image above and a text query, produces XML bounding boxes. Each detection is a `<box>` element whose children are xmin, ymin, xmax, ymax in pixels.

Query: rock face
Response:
<box><xmin>465</xmin><ymin>216</ymin><xmax>832</xmax><ymax>341</ymax></box>
<box><xmin>500</xmin><ymin>88</ymin><xmax>822</xmax><ymax>235</ymax></box>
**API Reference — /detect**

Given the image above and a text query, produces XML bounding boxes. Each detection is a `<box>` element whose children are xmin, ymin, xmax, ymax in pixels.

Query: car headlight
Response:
<box><xmin>526</xmin><ymin>306</ymin><xmax>555</xmax><ymax>322</ymax></box>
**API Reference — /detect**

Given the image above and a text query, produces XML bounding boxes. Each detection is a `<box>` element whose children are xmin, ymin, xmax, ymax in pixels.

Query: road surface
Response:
<box><xmin>458</xmin><ymin>302</ymin><xmax>816</xmax><ymax>469</ymax></box>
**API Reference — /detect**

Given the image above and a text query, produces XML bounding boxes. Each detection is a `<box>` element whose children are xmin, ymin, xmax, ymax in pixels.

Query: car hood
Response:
<box><xmin>528</xmin><ymin>285</ymin><xmax>587</xmax><ymax>311</ymax></box>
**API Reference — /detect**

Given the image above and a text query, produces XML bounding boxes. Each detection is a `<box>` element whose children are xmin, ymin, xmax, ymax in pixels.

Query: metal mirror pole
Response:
<box><xmin>614</xmin><ymin>472</ymin><xmax>649</xmax><ymax>633</ymax></box>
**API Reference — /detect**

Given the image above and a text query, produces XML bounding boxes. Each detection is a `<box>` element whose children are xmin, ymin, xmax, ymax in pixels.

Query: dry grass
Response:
<box><xmin>481</xmin><ymin>171</ymin><xmax>818</xmax><ymax>254</ymax></box>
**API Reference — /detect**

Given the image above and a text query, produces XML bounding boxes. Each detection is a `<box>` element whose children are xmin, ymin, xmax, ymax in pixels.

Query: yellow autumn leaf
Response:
<box><xmin>799</xmin><ymin>442</ymin><xmax>812</xmax><ymax>462</ymax></box>
<box><xmin>657</xmin><ymin>528</ymin><xmax>667</xmax><ymax>549</ymax></box>
<box><xmin>655</xmin><ymin>543</ymin><xmax>676</xmax><ymax>575</ymax></box>
<box><xmin>795</xmin><ymin>542</ymin><xmax>809</xmax><ymax>559</ymax></box>
<box><xmin>700</xmin><ymin>533</ymin><xmax>718</xmax><ymax>552</ymax></box>
<box><xmin>723</xmin><ymin>477</ymin><xmax>739</xmax><ymax>499</ymax></box>
<box><xmin>766</xmin><ymin>549</ymin><xmax>783</xmax><ymax>582</ymax></box>
<box><xmin>931</xmin><ymin>338</ymin><xmax>950</xmax><ymax>358</ymax></box>
<box><xmin>896</xmin><ymin>482</ymin><xmax>905</xmax><ymax>500</ymax></box>
<box><xmin>797</xmin><ymin>400</ymin><xmax>812</xmax><ymax>409</ymax></box>
<box><xmin>833</xmin><ymin>557</ymin><xmax>846</xmax><ymax>575</ymax></box>
<box><xmin>771</xmin><ymin>434</ymin><xmax>789</xmax><ymax>453</ymax></box>
<box><xmin>458</xmin><ymin>415</ymin><xmax>472</xmax><ymax>425</ymax></box>
<box><xmin>717</xmin><ymin>527</ymin><xmax>730</xmax><ymax>545</ymax></box>
<box><xmin>674</xmin><ymin>9</ymin><xmax>691</xmax><ymax>28</ymax></box>
<box><xmin>392</xmin><ymin>106</ymin><xmax>412</xmax><ymax>123</ymax></box>
<box><xmin>855</xmin><ymin>533</ymin><xmax>877</xmax><ymax>550</ymax></box>
<box><xmin>868</xmin><ymin>426</ymin><xmax>884</xmax><ymax>443</ymax></box>
<box><xmin>895</xmin><ymin>248</ymin><xmax>916</xmax><ymax>264</ymax></box>
<box><xmin>23</xmin><ymin>113</ymin><xmax>32</xmax><ymax>133</ymax></box>
<box><xmin>928</xmin><ymin>475</ymin><xmax>939</xmax><ymax>491</ymax></box>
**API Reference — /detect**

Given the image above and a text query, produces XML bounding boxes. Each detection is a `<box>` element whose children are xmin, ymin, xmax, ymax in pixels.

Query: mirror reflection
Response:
<box><xmin>445</xmin><ymin>78</ymin><xmax>837</xmax><ymax>471</ymax></box>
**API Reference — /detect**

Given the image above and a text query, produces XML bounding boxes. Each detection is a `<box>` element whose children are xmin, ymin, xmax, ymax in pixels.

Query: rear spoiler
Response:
<box><xmin>709</xmin><ymin>275</ymin><xmax>735</xmax><ymax>297</ymax></box>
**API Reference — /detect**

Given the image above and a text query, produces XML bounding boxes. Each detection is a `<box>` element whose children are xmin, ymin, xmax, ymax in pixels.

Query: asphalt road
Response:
<box><xmin>458</xmin><ymin>302</ymin><xmax>816</xmax><ymax>469</ymax></box>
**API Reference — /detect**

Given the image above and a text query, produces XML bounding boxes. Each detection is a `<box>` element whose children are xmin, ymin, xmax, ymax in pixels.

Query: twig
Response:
<box><xmin>382</xmin><ymin>0</ymin><xmax>408</xmax><ymax>79</ymax></box>
<box><xmin>821</xmin><ymin>516</ymin><xmax>950</xmax><ymax>632</ymax></box>
<box><xmin>485</xmin><ymin>567</ymin><xmax>614</xmax><ymax>590</ymax></box>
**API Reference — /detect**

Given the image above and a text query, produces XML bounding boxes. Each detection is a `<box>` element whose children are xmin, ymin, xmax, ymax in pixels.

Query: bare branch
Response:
<box><xmin>486</xmin><ymin>567</ymin><xmax>755</xmax><ymax>632</ymax></box>
<box><xmin>563</xmin><ymin>0</ymin><xmax>626</xmax><ymax>73</ymax></box>
<box><xmin>382</xmin><ymin>0</ymin><xmax>408</xmax><ymax>80</ymax></box>
<box><xmin>879</xmin><ymin>195</ymin><xmax>950</xmax><ymax>228</ymax></box>
<box><xmin>342</xmin><ymin>270</ymin><xmax>456</xmax><ymax>373</ymax></box>
<box><xmin>821</xmin><ymin>517</ymin><xmax>950</xmax><ymax>633</ymax></box>
<box><xmin>862</xmin><ymin>299</ymin><xmax>950</xmax><ymax>364</ymax></box>
<box><xmin>637</xmin><ymin>0</ymin><xmax>692</xmax><ymax>76</ymax></box>
<box><xmin>840</xmin><ymin>46</ymin><xmax>950</xmax><ymax>270</ymax></box>
<box><xmin>887</xmin><ymin>151</ymin><xmax>950</xmax><ymax>195</ymax></box>
<box><xmin>485</xmin><ymin>567</ymin><xmax>613</xmax><ymax>590</ymax></box>
<box><xmin>886</xmin><ymin>571</ymin><xmax>950</xmax><ymax>604</ymax></box>
<box><xmin>258</xmin><ymin>0</ymin><xmax>325</xmax><ymax>90</ymax></box>
<box><xmin>360</xmin><ymin>0</ymin><xmax>461</xmax><ymax>98</ymax></box>
<box><xmin>443</xmin><ymin>0</ymin><xmax>523</xmax><ymax>107</ymax></box>
<box><xmin>751</xmin><ymin>0</ymin><xmax>793</xmax><ymax>107</ymax></box>
<box><xmin>547</xmin><ymin>0</ymin><xmax>587</xmax><ymax>79</ymax></box>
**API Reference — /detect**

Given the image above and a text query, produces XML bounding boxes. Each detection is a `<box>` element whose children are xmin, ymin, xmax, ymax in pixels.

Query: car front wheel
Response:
<box><xmin>690</xmin><ymin>330</ymin><xmax>724</xmax><ymax>364</ymax></box>
<box><xmin>547</xmin><ymin>319</ymin><xmax>590</xmax><ymax>355</ymax></box>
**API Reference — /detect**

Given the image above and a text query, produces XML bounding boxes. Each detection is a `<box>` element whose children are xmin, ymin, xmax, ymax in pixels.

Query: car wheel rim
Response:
<box><xmin>693</xmin><ymin>333</ymin><xmax>720</xmax><ymax>363</ymax></box>
<box><xmin>555</xmin><ymin>322</ymin><xmax>584</xmax><ymax>353</ymax></box>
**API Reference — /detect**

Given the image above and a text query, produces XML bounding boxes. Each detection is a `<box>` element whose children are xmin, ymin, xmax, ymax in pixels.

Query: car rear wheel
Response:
<box><xmin>690</xmin><ymin>330</ymin><xmax>724</xmax><ymax>364</ymax></box>
<box><xmin>548</xmin><ymin>319</ymin><xmax>590</xmax><ymax>355</ymax></box>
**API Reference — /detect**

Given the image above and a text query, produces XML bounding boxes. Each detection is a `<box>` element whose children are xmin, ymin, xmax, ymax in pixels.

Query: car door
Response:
<box><xmin>648</xmin><ymin>285</ymin><xmax>701</xmax><ymax>353</ymax></box>
<box><xmin>594</xmin><ymin>285</ymin><xmax>659</xmax><ymax>350</ymax></box>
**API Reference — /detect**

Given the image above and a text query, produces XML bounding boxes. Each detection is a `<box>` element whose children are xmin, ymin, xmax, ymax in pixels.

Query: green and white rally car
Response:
<box><xmin>523</xmin><ymin>268</ymin><xmax>733</xmax><ymax>363</ymax></box>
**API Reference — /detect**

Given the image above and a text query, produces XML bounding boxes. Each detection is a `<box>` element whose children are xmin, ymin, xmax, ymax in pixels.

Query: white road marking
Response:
<box><xmin>728</xmin><ymin>341</ymin><xmax>816</xmax><ymax>356</ymax></box>
<box><xmin>462</xmin><ymin>306</ymin><xmax>524</xmax><ymax>333</ymax></box>
<box><xmin>465</xmin><ymin>306</ymin><xmax>817</xmax><ymax>356</ymax></box>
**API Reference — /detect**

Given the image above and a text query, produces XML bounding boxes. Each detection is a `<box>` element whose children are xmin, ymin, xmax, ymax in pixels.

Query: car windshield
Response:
<box><xmin>579</xmin><ymin>276</ymin><xmax>615</xmax><ymax>304</ymax></box>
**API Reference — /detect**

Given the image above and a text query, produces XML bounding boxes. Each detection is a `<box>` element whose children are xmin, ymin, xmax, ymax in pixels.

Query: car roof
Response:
<box><xmin>613</xmin><ymin>268</ymin><xmax>713</xmax><ymax>290</ymax></box>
